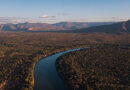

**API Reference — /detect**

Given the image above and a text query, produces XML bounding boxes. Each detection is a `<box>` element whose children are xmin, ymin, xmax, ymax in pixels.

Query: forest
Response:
<box><xmin>56</xmin><ymin>45</ymin><xmax>130</xmax><ymax>90</ymax></box>
<box><xmin>0</xmin><ymin>31</ymin><xmax>129</xmax><ymax>89</ymax></box>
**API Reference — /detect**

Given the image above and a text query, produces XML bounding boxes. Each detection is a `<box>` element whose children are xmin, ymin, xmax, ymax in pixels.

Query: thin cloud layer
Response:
<box><xmin>40</xmin><ymin>15</ymin><xmax>56</xmax><ymax>18</ymax></box>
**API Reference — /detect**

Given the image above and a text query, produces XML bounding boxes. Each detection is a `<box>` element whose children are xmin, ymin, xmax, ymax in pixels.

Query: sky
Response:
<box><xmin>0</xmin><ymin>0</ymin><xmax>130</xmax><ymax>23</ymax></box>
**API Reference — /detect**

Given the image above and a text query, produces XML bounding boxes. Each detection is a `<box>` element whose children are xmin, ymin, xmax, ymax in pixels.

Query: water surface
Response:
<box><xmin>34</xmin><ymin>47</ymin><xmax>88</xmax><ymax>90</ymax></box>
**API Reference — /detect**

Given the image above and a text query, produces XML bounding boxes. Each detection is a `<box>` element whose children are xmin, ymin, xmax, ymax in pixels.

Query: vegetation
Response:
<box><xmin>56</xmin><ymin>45</ymin><xmax>130</xmax><ymax>90</ymax></box>
<box><xmin>0</xmin><ymin>31</ymin><xmax>129</xmax><ymax>90</ymax></box>
<box><xmin>0</xmin><ymin>32</ymin><xmax>89</xmax><ymax>90</ymax></box>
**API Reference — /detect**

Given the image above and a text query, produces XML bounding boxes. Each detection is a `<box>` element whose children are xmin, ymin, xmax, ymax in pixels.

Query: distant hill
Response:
<box><xmin>60</xmin><ymin>20</ymin><xmax>130</xmax><ymax>34</ymax></box>
<box><xmin>52</xmin><ymin>22</ymin><xmax>113</xmax><ymax>30</ymax></box>
<box><xmin>1</xmin><ymin>23</ymin><xmax>61</xmax><ymax>31</ymax></box>
<box><xmin>0</xmin><ymin>22</ymin><xmax>114</xmax><ymax>31</ymax></box>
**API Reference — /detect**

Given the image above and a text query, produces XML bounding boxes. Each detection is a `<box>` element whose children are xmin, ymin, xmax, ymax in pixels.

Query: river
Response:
<box><xmin>34</xmin><ymin>47</ymin><xmax>88</xmax><ymax>90</ymax></box>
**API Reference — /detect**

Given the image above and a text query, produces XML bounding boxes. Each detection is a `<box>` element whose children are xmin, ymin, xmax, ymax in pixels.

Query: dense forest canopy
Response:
<box><xmin>56</xmin><ymin>46</ymin><xmax>130</xmax><ymax>90</ymax></box>
<box><xmin>0</xmin><ymin>32</ymin><xmax>129</xmax><ymax>89</ymax></box>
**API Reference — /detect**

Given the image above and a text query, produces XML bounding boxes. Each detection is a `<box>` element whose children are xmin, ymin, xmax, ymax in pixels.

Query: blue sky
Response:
<box><xmin>0</xmin><ymin>0</ymin><xmax>130</xmax><ymax>23</ymax></box>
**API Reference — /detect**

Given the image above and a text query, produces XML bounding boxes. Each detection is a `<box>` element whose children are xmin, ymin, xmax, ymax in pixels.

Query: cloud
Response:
<box><xmin>111</xmin><ymin>17</ymin><xmax>117</xmax><ymax>19</ymax></box>
<box><xmin>39</xmin><ymin>15</ymin><xmax>56</xmax><ymax>18</ymax></box>
<box><xmin>40</xmin><ymin>15</ymin><xmax>50</xmax><ymax>18</ymax></box>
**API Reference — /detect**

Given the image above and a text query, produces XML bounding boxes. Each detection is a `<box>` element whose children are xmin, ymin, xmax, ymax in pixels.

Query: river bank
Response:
<box><xmin>56</xmin><ymin>46</ymin><xmax>130</xmax><ymax>90</ymax></box>
<box><xmin>33</xmin><ymin>46</ymin><xmax>89</xmax><ymax>90</ymax></box>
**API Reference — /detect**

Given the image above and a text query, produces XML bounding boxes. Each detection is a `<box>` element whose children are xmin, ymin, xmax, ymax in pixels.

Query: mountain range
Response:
<box><xmin>0</xmin><ymin>22</ymin><xmax>114</xmax><ymax>31</ymax></box>
<box><xmin>59</xmin><ymin>20</ymin><xmax>130</xmax><ymax>34</ymax></box>
<box><xmin>0</xmin><ymin>20</ymin><xmax>129</xmax><ymax>34</ymax></box>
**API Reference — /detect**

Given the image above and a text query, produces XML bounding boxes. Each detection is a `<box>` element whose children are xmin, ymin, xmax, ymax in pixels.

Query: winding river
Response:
<box><xmin>34</xmin><ymin>47</ymin><xmax>88</xmax><ymax>90</ymax></box>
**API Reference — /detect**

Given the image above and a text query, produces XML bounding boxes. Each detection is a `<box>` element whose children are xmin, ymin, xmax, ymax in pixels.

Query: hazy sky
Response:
<box><xmin>0</xmin><ymin>0</ymin><xmax>130</xmax><ymax>23</ymax></box>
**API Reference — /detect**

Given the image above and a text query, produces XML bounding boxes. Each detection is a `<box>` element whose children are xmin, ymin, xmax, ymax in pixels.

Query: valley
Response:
<box><xmin>0</xmin><ymin>31</ymin><xmax>129</xmax><ymax>89</ymax></box>
<box><xmin>0</xmin><ymin>0</ymin><xmax>130</xmax><ymax>90</ymax></box>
